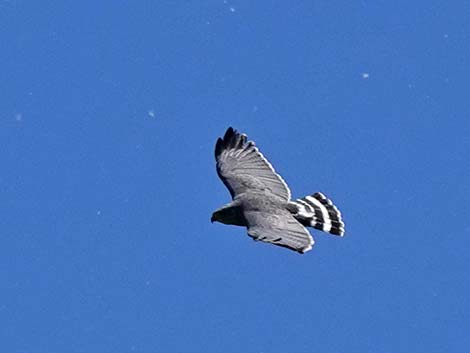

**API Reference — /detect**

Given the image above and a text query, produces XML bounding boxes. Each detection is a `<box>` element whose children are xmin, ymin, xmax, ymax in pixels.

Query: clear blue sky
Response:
<box><xmin>2</xmin><ymin>2</ymin><xmax>469</xmax><ymax>352</ymax></box>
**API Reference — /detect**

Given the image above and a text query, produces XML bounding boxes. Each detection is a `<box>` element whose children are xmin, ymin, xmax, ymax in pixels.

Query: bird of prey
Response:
<box><xmin>211</xmin><ymin>127</ymin><xmax>345</xmax><ymax>253</ymax></box>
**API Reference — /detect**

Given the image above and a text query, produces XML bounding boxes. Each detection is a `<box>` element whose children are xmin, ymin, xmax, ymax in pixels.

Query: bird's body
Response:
<box><xmin>213</xmin><ymin>191</ymin><xmax>288</xmax><ymax>226</ymax></box>
<box><xmin>212</xmin><ymin>127</ymin><xmax>345</xmax><ymax>253</ymax></box>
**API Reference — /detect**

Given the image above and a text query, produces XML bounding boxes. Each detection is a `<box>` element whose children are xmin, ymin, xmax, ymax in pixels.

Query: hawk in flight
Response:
<box><xmin>211</xmin><ymin>127</ymin><xmax>345</xmax><ymax>253</ymax></box>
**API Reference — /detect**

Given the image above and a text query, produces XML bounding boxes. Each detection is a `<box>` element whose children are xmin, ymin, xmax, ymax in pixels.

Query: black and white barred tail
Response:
<box><xmin>288</xmin><ymin>192</ymin><xmax>345</xmax><ymax>236</ymax></box>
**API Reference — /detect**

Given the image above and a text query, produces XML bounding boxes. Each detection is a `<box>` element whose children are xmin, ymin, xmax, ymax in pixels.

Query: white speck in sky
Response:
<box><xmin>230</xmin><ymin>6</ymin><xmax>235</xmax><ymax>12</ymax></box>
<box><xmin>148</xmin><ymin>109</ymin><xmax>155</xmax><ymax>118</ymax></box>
<box><xmin>361</xmin><ymin>72</ymin><xmax>370</xmax><ymax>79</ymax></box>
<box><xmin>443</xmin><ymin>33</ymin><xmax>449</xmax><ymax>39</ymax></box>
<box><xmin>15</xmin><ymin>113</ymin><xmax>22</xmax><ymax>121</ymax></box>
<box><xmin>97</xmin><ymin>210</ymin><xmax>102</xmax><ymax>216</ymax></box>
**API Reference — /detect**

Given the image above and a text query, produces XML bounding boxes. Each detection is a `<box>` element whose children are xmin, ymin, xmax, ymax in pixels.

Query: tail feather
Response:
<box><xmin>289</xmin><ymin>192</ymin><xmax>345</xmax><ymax>236</ymax></box>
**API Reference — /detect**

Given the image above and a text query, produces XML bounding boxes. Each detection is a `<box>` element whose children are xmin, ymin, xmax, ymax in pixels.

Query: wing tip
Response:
<box><xmin>224</xmin><ymin>127</ymin><xmax>235</xmax><ymax>141</ymax></box>
<box><xmin>216</xmin><ymin>127</ymin><xmax>247</xmax><ymax>154</ymax></box>
<box><xmin>298</xmin><ymin>242</ymin><xmax>314</xmax><ymax>254</ymax></box>
<box><xmin>214</xmin><ymin>137</ymin><xmax>224</xmax><ymax>158</ymax></box>
<box><xmin>215</xmin><ymin>127</ymin><xmax>241</xmax><ymax>158</ymax></box>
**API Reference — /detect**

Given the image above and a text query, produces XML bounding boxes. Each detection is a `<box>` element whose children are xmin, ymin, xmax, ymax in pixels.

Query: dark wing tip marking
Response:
<box><xmin>215</xmin><ymin>127</ymin><xmax>242</xmax><ymax>158</ymax></box>
<box><xmin>223</xmin><ymin>127</ymin><xmax>235</xmax><ymax>146</ymax></box>
<box><xmin>224</xmin><ymin>126</ymin><xmax>234</xmax><ymax>137</ymax></box>
<box><xmin>215</xmin><ymin>137</ymin><xmax>224</xmax><ymax>159</ymax></box>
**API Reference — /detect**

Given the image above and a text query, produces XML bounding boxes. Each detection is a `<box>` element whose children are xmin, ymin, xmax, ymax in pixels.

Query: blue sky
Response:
<box><xmin>1</xmin><ymin>1</ymin><xmax>469</xmax><ymax>352</ymax></box>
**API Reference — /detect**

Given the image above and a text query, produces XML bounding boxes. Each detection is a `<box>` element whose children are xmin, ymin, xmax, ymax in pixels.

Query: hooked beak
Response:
<box><xmin>210</xmin><ymin>213</ymin><xmax>216</xmax><ymax>223</ymax></box>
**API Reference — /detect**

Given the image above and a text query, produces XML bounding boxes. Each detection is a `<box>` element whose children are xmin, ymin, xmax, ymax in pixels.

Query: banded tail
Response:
<box><xmin>288</xmin><ymin>192</ymin><xmax>345</xmax><ymax>236</ymax></box>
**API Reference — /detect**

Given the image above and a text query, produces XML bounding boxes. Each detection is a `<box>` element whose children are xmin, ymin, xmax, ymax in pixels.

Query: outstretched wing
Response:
<box><xmin>215</xmin><ymin>127</ymin><xmax>291</xmax><ymax>201</ymax></box>
<box><xmin>245</xmin><ymin>211</ymin><xmax>314</xmax><ymax>253</ymax></box>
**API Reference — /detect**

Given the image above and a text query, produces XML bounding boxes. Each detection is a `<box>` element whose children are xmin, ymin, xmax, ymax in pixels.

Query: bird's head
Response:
<box><xmin>211</xmin><ymin>205</ymin><xmax>245</xmax><ymax>226</ymax></box>
<box><xmin>211</xmin><ymin>211</ymin><xmax>220</xmax><ymax>223</ymax></box>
